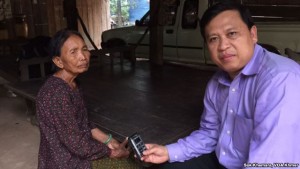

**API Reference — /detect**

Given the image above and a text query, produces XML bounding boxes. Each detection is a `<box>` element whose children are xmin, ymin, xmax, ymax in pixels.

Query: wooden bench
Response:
<box><xmin>19</xmin><ymin>57</ymin><xmax>53</xmax><ymax>81</ymax></box>
<box><xmin>90</xmin><ymin>46</ymin><xmax>136</xmax><ymax>68</ymax></box>
<box><xmin>4</xmin><ymin>56</ymin><xmax>53</xmax><ymax>123</ymax></box>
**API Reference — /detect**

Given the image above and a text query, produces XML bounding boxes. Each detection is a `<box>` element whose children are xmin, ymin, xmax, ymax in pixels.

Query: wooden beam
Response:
<box><xmin>63</xmin><ymin>0</ymin><xmax>77</xmax><ymax>30</ymax></box>
<box><xmin>149</xmin><ymin>0</ymin><xmax>163</xmax><ymax>66</ymax></box>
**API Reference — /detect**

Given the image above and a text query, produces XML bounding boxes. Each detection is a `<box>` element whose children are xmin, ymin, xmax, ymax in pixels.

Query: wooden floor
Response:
<box><xmin>1</xmin><ymin>55</ymin><xmax>216</xmax><ymax>145</ymax></box>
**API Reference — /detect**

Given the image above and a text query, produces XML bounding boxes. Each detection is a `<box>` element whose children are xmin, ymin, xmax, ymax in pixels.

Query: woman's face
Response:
<box><xmin>54</xmin><ymin>35</ymin><xmax>90</xmax><ymax>75</ymax></box>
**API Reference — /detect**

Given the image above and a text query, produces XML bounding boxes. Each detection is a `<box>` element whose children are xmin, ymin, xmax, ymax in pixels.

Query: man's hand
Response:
<box><xmin>141</xmin><ymin>144</ymin><xmax>169</xmax><ymax>164</ymax></box>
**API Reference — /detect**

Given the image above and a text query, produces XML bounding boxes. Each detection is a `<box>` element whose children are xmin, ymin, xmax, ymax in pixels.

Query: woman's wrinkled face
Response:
<box><xmin>205</xmin><ymin>10</ymin><xmax>258</xmax><ymax>79</ymax></box>
<box><xmin>54</xmin><ymin>35</ymin><xmax>90</xmax><ymax>75</ymax></box>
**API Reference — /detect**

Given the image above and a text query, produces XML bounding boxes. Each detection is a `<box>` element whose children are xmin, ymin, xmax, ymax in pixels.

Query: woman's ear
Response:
<box><xmin>52</xmin><ymin>56</ymin><xmax>64</xmax><ymax>69</ymax></box>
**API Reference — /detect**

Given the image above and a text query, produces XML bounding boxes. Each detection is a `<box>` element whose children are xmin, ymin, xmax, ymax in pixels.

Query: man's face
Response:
<box><xmin>205</xmin><ymin>10</ymin><xmax>257</xmax><ymax>79</ymax></box>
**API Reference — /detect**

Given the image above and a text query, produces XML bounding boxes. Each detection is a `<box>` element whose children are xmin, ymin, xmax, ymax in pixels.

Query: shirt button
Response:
<box><xmin>174</xmin><ymin>155</ymin><xmax>178</xmax><ymax>159</ymax></box>
<box><xmin>227</xmin><ymin>130</ymin><xmax>231</xmax><ymax>135</ymax></box>
<box><xmin>231</xmin><ymin>88</ymin><xmax>236</xmax><ymax>92</ymax></box>
<box><xmin>222</xmin><ymin>151</ymin><xmax>226</xmax><ymax>155</ymax></box>
<box><xmin>229</xmin><ymin>109</ymin><xmax>233</xmax><ymax>114</ymax></box>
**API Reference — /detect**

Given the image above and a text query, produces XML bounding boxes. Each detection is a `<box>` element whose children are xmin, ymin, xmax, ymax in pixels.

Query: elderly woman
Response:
<box><xmin>36</xmin><ymin>29</ymin><xmax>139</xmax><ymax>169</ymax></box>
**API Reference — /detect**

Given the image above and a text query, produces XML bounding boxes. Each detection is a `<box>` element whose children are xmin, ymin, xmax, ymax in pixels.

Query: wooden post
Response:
<box><xmin>63</xmin><ymin>0</ymin><xmax>77</xmax><ymax>31</ymax></box>
<box><xmin>150</xmin><ymin>0</ymin><xmax>163</xmax><ymax>66</ymax></box>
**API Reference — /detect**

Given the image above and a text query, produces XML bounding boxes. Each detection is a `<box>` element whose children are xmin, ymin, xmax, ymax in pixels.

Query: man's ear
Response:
<box><xmin>250</xmin><ymin>25</ymin><xmax>258</xmax><ymax>43</ymax></box>
<box><xmin>52</xmin><ymin>56</ymin><xmax>64</xmax><ymax>69</ymax></box>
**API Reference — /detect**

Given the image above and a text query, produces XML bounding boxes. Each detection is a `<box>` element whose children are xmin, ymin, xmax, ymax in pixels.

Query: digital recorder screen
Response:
<box><xmin>134</xmin><ymin>137</ymin><xmax>141</xmax><ymax>143</ymax></box>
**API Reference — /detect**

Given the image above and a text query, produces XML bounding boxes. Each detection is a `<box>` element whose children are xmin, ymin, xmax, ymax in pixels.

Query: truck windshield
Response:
<box><xmin>136</xmin><ymin>11</ymin><xmax>150</xmax><ymax>26</ymax></box>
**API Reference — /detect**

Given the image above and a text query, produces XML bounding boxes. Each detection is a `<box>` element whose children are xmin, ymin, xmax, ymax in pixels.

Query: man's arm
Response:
<box><xmin>247</xmin><ymin>72</ymin><xmax>300</xmax><ymax>165</ymax></box>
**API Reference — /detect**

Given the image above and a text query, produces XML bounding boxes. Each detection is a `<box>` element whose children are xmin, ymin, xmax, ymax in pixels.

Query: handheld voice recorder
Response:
<box><xmin>128</xmin><ymin>133</ymin><xmax>147</xmax><ymax>160</ymax></box>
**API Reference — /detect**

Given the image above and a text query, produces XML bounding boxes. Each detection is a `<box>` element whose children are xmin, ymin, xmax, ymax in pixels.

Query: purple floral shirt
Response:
<box><xmin>36</xmin><ymin>76</ymin><xmax>110</xmax><ymax>169</ymax></box>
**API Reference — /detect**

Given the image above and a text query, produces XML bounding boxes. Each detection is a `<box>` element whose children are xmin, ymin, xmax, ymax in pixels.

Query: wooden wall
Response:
<box><xmin>46</xmin><ymin>0</ymin><xmax>66</xmax><ymax>37</ymax></box>
<box><xmin>6</xmin><ymin>0</ymin><xmax>110</xmax><ymax>49</ymax></box>
<box><xmin>77</xmin><ymin>0</ymin><xmax>110</xmax><ymax>49</ymax></box>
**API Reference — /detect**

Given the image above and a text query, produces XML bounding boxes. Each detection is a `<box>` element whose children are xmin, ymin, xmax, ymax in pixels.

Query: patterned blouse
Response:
<box><xmin>36</xmin><ymin>76</ymin><xmax>110</xmax><ymax>169</ymax></box>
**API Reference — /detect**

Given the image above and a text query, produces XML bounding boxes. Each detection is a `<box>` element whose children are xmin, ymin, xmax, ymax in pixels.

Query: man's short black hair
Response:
<box><xmin>199</xmin><ymin>1</ymin><xmax>255</xmax><ymax>41</ymax></box>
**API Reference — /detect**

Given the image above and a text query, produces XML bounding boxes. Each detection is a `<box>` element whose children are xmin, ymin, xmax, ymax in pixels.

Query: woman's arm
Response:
<box><xmin>91</xmin><ymin>128</ymin><xmax>130</xmax><ymax>158</ymax></box>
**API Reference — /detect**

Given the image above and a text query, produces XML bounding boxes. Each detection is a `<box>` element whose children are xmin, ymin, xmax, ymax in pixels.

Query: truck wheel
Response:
<box><xmin>102</xmin><ymin>38</ymin><xmax>134</xmax><ymax>62</ymax></box>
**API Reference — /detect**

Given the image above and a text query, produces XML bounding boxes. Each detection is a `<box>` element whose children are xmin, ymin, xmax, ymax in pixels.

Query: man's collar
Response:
<box><xmin>241</xmin><ymin>44</ymin><xmax>263</xmax><ymax>76</ymax></box>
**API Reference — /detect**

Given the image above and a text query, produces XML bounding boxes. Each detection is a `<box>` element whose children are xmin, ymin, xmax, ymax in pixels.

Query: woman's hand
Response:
<box><xmin>109</xmin><ymin>138</ymin><xmax>130</xmax><ymax>158</ymax></box>
<box><xmin>141</xmin><ymin>144</ymin><xmax>169</xmax><ymax>164</ymax></box>
<box><xmin>90</xmin><ymin>129</ymin><xmax>130</xmax><ymax>158</ymax></box>
<box><xmin>107</xmin><ymin>138</ymin><xmax>121</xmax><ymax>149</ymax></box>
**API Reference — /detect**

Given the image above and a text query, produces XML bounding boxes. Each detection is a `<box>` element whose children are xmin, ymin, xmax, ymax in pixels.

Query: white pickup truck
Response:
<box><xmin>101</xmin><ymin>0</ymin><xmax>300</xmax><ymax>65</ymax></box>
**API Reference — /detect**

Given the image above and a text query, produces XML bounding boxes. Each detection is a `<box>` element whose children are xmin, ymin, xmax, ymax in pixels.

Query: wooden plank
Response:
<box><xmin>36</xmin><ymin>2</ymin><xmax>49</xmax><ymax>35</ymax></box>
<box><xmin>77</xmin><ymin>0</ymin><xmax>88</xmax><ymax>46</ymax></box>
<box><xmin>23</xmin><ymin>0</ymin><xmax>34</xmax><ymax>38</ymax></box>
<box><xmin>92</xmin><ymin>0</ymin><xmax>100</xmax><ymax>47</ymax></box>
<box><xmin>64</xmin><ymin>0</ymin><xmax>77</xmax><ymax>30</ymax></box>
<box><xmin>58</xmin><ymin>0</ymin><xmax>66</xmax><ymax>30</ymax></box>
<box><xmin>87</xmin><ymin>0</ymin><xmax>94</xmax><ymax>41</ymax></box>
<box><xmin>46</xmin><ymin>0</ymin><xmax>56</xmax><ymax>36</ymax></box>
<box><xmin>150</xmin><ymin>0</ymin><xmax>163</xmax><ymax>65</ymax></box>
<box><xmin>76</xmin><ymin>0</ymin><xmax>83</xmax><ymax>29</ymax></box>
